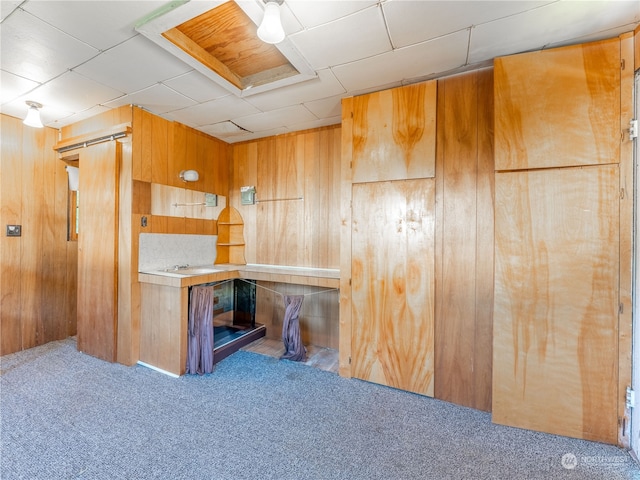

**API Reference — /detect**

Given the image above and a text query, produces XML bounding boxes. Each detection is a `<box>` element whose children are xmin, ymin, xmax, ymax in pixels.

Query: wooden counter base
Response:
<box><xmin>138</xmin><ymin>264</ymin><xmax>339</xmax><ymax>376</ymax></box>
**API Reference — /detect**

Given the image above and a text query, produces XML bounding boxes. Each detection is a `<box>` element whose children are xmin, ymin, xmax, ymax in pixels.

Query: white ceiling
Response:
<box><xmin>1</xmin><ymin>0</ymin><xmax>639</xmax><ymax>143</ymax></box>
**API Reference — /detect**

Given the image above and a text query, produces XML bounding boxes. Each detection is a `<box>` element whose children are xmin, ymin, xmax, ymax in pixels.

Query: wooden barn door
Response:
<box><xmin>351</xmin><ymin>179</ymin><xmax>435</xmax><ymax>396</ymax></box>
<box><xmin>77</xmin><ymin>141</ymin><xmax>120</xmax><ymax>362</ymax></box>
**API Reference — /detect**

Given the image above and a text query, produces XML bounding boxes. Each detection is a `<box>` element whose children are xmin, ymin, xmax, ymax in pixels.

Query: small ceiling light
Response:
<box><xmin>23</xmin><ymin>101</ymin><xmax>43</xmax><ymax>128</ymax></box>
<box><xmin>257</xmin><ymin>0</ymin><xmax>285</xmax><ymax>44</ymax></box>
<box><xmin>179</xmin><ymin>169</ymin><xmax>199</xmax><ymax>182</ymax></box>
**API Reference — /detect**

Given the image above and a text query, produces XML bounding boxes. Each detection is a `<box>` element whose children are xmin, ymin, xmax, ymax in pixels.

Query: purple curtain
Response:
<box><xmin>186</xmin><ymin>285</ymin><xmax>214</xmax><ymax>375</ymax></box>
<box><xmin>280</xmin><ymin>295</ymin><xmax>306</xmax><ymax>362</ymax></box>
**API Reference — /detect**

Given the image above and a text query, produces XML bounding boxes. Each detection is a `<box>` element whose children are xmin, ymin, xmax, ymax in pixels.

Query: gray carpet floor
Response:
<box><xmin>1</xmin><ymin>337</ymin><xmax>639</xmax><ymax>480</ymax></box>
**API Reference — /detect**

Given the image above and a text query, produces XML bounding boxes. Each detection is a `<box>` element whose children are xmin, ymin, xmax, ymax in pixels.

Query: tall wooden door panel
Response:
<box><xmin>77</xmin><ymin>141</ymin><xmax>119</xmax><ymax>362</ymax></box>
<box><xmin>493</xmin><ymin>165</ymin><xmax>619</xmax><ymax>444</ymax></box>
<box><xmin>351</xmin><ymin>178</ymin><xmax>435</xmax><ymax>396</ymax></box>
<box><xmin>494</xmin><ymin>38</ymin><xmax>620</xmax><ymax>171</ymax></box>
<box><xmin>351</xmin><ymin>82</ymin><xmax>437</xmax><ymax>183</ymax></box>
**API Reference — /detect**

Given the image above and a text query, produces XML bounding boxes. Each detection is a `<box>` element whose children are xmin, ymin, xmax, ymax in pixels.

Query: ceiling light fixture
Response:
<box><xmin>257</xmin><ymin>0</ymin><xmax>285</xmax><ymax>44</ymax></box>
<box><xmin>23</xmin><ymin>101</ymin><xmax>43</xmax><ymax>128</ymax></box>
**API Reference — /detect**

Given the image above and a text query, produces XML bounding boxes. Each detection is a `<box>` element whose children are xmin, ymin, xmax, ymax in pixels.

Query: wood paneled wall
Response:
<box><xmin>0</xmin><ymin>114</ymin><xmax>77</xmax><ymax>355</ymax></box>
<box><xmin>128</xmin><ymin>108</ymin><xmax>230</xmax><ymax>364</ymax></box>
<box><xmin>132</xmin><ymin>108</ymin><xmax>229</xmax><ymax>195</ymax></box>
<box><xmin>230</xmin><ymin>126</ymin><xmax>341</xmax><ymax>349</ymax></box>
<box><xmin>340</xmin><ymin>72</ymin><xmax>494</xmax><ymax>406</ymax></box>
<box><xmin>434</xmin><ymin>69</ymin><xmax>495</xmax><ymax>412</ymax></box>
<box><xmin>131</xmin><ymin>107</ymin><xmax>227</xmax><ymax>236</ymax></box>
<box><xmin>230</xmin><ymin>126</ymin><xmax>341</xmax><ymax>269</ymax></box>
<box><xmin>56</xmin><ymin>106</ymin><xmax>230</xmax><ymax>365</ymax></box>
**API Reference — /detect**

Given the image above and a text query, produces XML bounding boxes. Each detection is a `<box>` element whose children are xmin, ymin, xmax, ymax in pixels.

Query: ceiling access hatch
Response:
<box><xmin>135</xmin><ymin>0</ymin><xmax>317</xmax><ymax>97</ymax></box>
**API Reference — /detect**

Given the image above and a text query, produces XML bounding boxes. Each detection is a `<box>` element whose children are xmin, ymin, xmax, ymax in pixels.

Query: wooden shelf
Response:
<box><xmin>216</xmin><ymin>206</ymin><xmax>246</xmax><ymax>265</ymax></box>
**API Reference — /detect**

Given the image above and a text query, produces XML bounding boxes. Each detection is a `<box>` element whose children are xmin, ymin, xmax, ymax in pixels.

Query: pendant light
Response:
<box><xmin>23</xmin><ymin>101</ymin><xmax>43</xmax><ymax>128</ymax></box>
<box><xmin>257</xmin><ymin>0</ymin><xmax>285</xmax><ymax>44</ymax></box>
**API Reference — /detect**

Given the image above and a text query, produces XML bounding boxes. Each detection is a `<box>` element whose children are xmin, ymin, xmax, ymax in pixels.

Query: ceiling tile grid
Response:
<box><xmin>72</xmin><ymin>35</ymin><xmax>193</xmax><ymax>94</ymax></box>
<box><xmin>0</xmin><ymin>0</ymin><xmax>638</xmax><ymax>143</ymax></box>
<box><xmin>1</xmin><ymin>8</ymin><xmax>99</xmax><ymax>84</ymax></box>
<box><xmin>288</xmin><ymin>5</ymin><xmax>392</xmax><ymax>70</ymax></box>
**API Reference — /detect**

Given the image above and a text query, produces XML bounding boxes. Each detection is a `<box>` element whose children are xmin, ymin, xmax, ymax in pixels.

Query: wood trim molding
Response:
<box><xmin>53</xmin><ymin>124</ymin><xmax>132</xmax><ymax>153</ymax></box>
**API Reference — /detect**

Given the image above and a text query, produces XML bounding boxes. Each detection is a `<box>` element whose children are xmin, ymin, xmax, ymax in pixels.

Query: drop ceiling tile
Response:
<box><xmin>303</xmin><ymin>95</ymin><xmax>343</xmax><ymax>119</ymax></box>
<box><xmin>0</xmin><ymin>70</ymin><xmax>39</xmax><ymax>105</ymax></box>
<box><xmin>103</xmin><ymin>83</ymin><xmax>196</xmax><ymax>115</ymax></box>
<box><xmin>285</xmin><ymin>115</ymin><xmax>342</xmax><ymax>133</ymax></box>
<box><xmin>22</xmin><ymin>71</ymin><xmax>124</xmax><ymax>113</ymax></box>
<box><xmin>547</xmin><ymin>22</ymin><xmax>640</xmax><ymax>50</ymax></box>
<box><xmin>22</xmin><ymin>1</ymin><xmax>166</xmax><ymax>50</ymax></box>
<box><xmin>223</xmin><ymin>126</ymin><xmax>289</xmax><ymax>144</ymax></box>
<box><xmin>163</xmin><ymin>71</ymin><xmax>230</xmax><ymax>103</ymax></box>
<box><xmin>165</xmin><ymin>95</ymin><xmax>261</xmax><ymax>127</ymax></box>
<box><xmin>332</xmin><ymin>29</ymin><xmax>469</xmax><ymax>93</ymax></box>
<box><xmin>200</xmin><ymin>121</ymin><xmax>250</xmax><ymax>137</ymax></box>
<box><xmin>49</xmin><ymin>105</ymin><xmax>113</xmax><ymax>129</ymax></box>
<box><xmin>233</xmin><ymin>105</ymin><xmax>317</xmax><ymax>132</ymax></box>
<box><xmin>469</xmin><ymin>0</ymin><xmax>640</xmax><ymax>63</ymax></box>
<box><xmin>74</xmin><ymin>35</ymin><xmax>192</xmax><ymax>94</ymax></box>
<box><xmin>0</xmin><ymin>0</ymin><xmax>20</xmax><ymax>22</ymax></box>
<box><xmin>0</xmin><ymin>8</ymin><xmax>99</xmax><ymax>84</ymax></box>
<box><xmin>285</xmin><ymin>0</ymin><xmax>377</xmax><ymax>28</ymax></box>
<box><xmin>288</xmin><ymin>5</ymin><xmax>392</xmax><ymax>69</ymax></box>
<box><xmin>348</xmin><ymin>81</ymin><xmax>404</xmax><ymax>98</ymax></box>
<box><xmin>383</xmin><ymin>0</ymin><xmax>553</xmax><ymax>48</ymax></box>
<box><xmin>244</xmin><ymin>69</ymin><xmax>345</xmax><ymax>111</ymax></box>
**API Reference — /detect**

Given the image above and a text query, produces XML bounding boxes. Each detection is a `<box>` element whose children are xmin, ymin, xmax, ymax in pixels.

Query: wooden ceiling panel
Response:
<box><xmin>165</xmin><ymin>1</ymin><xmax>296</xmax><ymax>89</ymax></box>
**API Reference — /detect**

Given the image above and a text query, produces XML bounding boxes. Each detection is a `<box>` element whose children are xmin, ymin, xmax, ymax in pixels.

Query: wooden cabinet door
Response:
<box><xmin>77</xmin><ymin>141</ymin><xmax>119</xmax><ymax>362</ymax></box>
<box><xmin>493</xmin><ymin>165</ymin><xmax>619</xmax><ymax>444</ymax></box>
<box><xmin>351</xmin><ymin>178</ymin><xmax>435</xmax><ymax>396</ymax></box>
<box><xmin>352</xmin><ymin>82</ymin><xmax>437</xmax><ymax>183</ymax></box>
<box><xmin>494</xmin><ymin>38</ymin><xmax>620</xmax><ymax>171</ymax></box>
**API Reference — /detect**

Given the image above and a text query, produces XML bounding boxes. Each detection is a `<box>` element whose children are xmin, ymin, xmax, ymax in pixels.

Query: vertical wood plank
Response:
<box><xmin>303</xmin><ymin>131</ymin><xmax>320</xmax><ymax>267</ymax></box>
<box><xmin>117</xmin><ymin>138</ymin><xmax>134</xmax><ymax>366</ymax></box>
<box><xmin>132</xmin><ymin>107</ymin><xmax>143</xmax><ymax>181</ymax></box>
<box><xmin>0</xmin><ymin>115</ymin><xmax>23</xmax><ymax>354</ymax></box>
<box><xmin>433</xmin><ymin>69</ymin><xmax>495</xmax><ymax>412</ymax></box>
<box><xmin>633</xmin><ymin>25</ymin><xmax>640</xmax><ymax>73</ymax></box>
<box><xmin>20</xmin><ymin>125</ymin><xmax>45</xmax><ymax>349</ymax></box>
<box><xmin>170</xmin><ymin>123</ymin><xmax>187</xmax><ymax>188</ymax></box>
<box><xmin>151</xmin><ymin>113</ymin><xmax>168</xmax><ymax>185</ymax></box>
<box><xmin>256</xmin><ymin>137</ymin><xmax>276</xmax><ymax>263</ymax></box>
<box><xmin>140</xmin><ymin>109</ymin><xmax>153</xmax><ymax>182</ymax></box>
<box><xmin>329</xmin><ymin>127</ymin><xmax>341</xmax><ymax>269</ymax></box>
<box><xmin>41</xmin><ymin>125</ymin><xmax>67</xmax><ymax>343</ymax></box>
<box><xmin>436</xmin><ymin>72</ymin><xmax>479</xmax><ymax>406</ymax></box>
<box><xmin>474</xmin><ymin>68</ymin><xmax>495</xmax><ymax>412</ymax></box>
